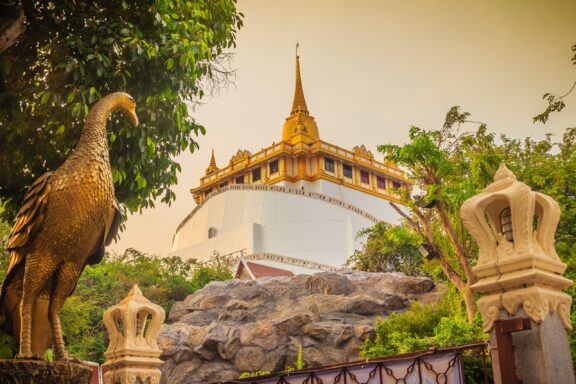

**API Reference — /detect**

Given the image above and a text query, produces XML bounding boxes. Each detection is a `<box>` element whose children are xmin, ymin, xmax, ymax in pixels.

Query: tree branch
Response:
<box><xmin>435</xmin><ymin>201</ymin><xmax>475</xmax><ymax>283</ymax></box>
<box><xmin>389</xmin><ymin>201</ymin><xmax>421</xmax><ymax>232</ymax></box>
<box><xmin>417</xmin><ymin>208</ymin><xmax>467</xmax><ymax>289</ymax></box>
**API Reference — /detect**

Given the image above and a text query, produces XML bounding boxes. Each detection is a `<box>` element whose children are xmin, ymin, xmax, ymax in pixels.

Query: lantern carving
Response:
<box><xmin>102</xmin><ymin>285</ymin><xmax>165</xmax><ymax>384</ymax></box>
<box><xmin>460</xmin><ymin>163</ymin><xmax>572</xmax><ymax>331</ymax></box>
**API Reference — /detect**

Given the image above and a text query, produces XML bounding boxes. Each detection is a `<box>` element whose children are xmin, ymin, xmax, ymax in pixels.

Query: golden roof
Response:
<box><xmin>194</xmin><ymin>45</ymin><xmax>410</xmax><ymax>206</ymax></box>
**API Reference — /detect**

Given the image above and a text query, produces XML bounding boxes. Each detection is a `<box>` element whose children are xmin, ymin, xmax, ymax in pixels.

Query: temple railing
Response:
<box><xmin>225</xmin><ymin>342</ymin><xmax>490</xmax><ymax>384</ymax></box>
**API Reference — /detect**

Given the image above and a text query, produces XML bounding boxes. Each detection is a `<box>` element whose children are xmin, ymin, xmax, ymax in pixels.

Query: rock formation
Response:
<box><xmin>158</xmin><ymin>270</ymin><xmax>440</xmax><ymax>384</ymax></box>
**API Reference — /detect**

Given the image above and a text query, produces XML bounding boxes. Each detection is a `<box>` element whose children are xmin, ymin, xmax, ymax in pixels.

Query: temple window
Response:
<box><xmin>269</xmin><ymin>160</ymin><xmax>279</xmax><ymax>174</ymax></box>
<box><xmin>236</xmin><ymin>175</ymin><xmax>244</xmax><ymax>184</ymax></box>
<box><xmin>377</xmin><ymin>176</ymin><xmax>386</xmax><ymax>189</ymax></box>
<box><xmin>324</xmin><ymin>157</ymin><xmax>334</xmax><ymax>172</ymax></box>
<box><xmin>205</xmin><ymin>188</ymin><xmax>212</xmax><ymax>197</ymax></box>
<box><xmin>360</xmin><ymin>170</ymin><xmax>369</xmax><ymax>184</ymax></box>
<box><xmin>252</xmin><ymin>168</ymin><xmax>261</xmax><ymax>182</ymax></box>
<box><xmin>393</xmin><ymin>181</ymin><xmax>401</xmax><ymax>189</ymax></box>
<box><xmin>219</xmin><ymin>181</ymin><xmax>228</xmax><ymax>188</ymax></box>
<box><xmin>343</xmin><ymin>164</ymin><xmax>353</xmax><ymax>178</ymax></box>
<box><xmin>208</xmin><ymin>227</ymin><xmax>217</xmax><ymax>239</ymax></box>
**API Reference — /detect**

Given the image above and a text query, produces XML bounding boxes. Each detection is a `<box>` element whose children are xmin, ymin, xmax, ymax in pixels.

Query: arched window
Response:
<box><xmin>500</xmin><ymin>207</ymin><xmax>513</xmax><ymax>242</ymax></box>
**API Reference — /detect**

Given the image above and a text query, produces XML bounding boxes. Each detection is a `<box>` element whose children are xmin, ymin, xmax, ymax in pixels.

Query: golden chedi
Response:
<box><xmin>172</xmin><ymin>45</ymin><xmax>410</xmax><ymax>276</ymax></box>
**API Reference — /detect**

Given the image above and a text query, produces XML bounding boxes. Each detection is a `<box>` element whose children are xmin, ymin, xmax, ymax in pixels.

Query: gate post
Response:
<box><xmin>460</xmin><ymin>164</ymin><xmax>574</xmax><ymax>384</ymax></box>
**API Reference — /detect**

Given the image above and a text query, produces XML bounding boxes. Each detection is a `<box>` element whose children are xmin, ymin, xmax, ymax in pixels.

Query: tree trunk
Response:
<box><xmin>462</xmin><ymin>283</ymin><xmax>476</xmax><ymax>322</ymax></box>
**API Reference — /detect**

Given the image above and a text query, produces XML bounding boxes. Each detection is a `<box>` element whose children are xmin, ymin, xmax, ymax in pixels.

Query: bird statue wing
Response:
<box><xmin>105</xmin><ymin>198</ymin><xmax>122</xmax><ymax>246</ymax></box>
<box><xmin>85</xmin><ymin>198</ymin><xmax>122</xmax><ymax>266</ymax></box>
<box><xmin>4</xmin><ymin>172</ymin><xmax>53</xmax><ymax>278</ymax></box>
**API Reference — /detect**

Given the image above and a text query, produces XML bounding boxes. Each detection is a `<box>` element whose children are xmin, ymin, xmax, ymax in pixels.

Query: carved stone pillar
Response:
<box><xmin>102</xmin><ymin>285</ymin><xmax>165</xmax><ymax>384</ymax></box>
<box><xmin>460</xmin><ymin>163</ymin><xmax>574</xmax><ymax>384</ymax></box>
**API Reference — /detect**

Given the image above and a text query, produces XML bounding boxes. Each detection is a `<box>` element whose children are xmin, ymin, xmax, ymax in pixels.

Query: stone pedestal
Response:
<box><xmin>510</xmin><ymin>310</ymin><xmax>574</xmax><ymax>384</ymax></box>
<box><xmin>0</xmin><ymin>359</ymin><xmax>92</xmax><ymax>384</ymax></box>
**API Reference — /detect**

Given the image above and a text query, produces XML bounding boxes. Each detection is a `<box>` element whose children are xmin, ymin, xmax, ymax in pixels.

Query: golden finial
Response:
<box><xmin>291</xmin><ymin>43</ymin><xmax>308</xmax><ymax>115</ymax></box>
<box><xmin>209</xmin><ymin>149</ymin><xmax>217</xmax><ymax>168</ymax></box>
<box><xmin>206</xmin><ymin>149</ymin><xmax>219</xmax><ymax>175</ymax></box>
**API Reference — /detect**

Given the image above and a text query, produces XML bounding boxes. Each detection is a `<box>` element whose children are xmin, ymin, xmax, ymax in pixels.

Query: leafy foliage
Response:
<box><xmin>500</xmin><ymin>129</ymin><xmax>576</xmax><ymax>370</ymax></box>
<box><xmin>359</xmin><ymin>120</ymin><xmax>576</xmax><ymax>373</ymax></box>
<box><xmin>0</xmin><ymin>246</ymin><xmax>232</xmax><ymax>362</ymax></box>
<box><xmin>362</xmin><ymin>289</ymin><xmax>489</xmax><ymax>383</ymax></box>
<box><xmin>366</xmin><ymin>104</ymin><xmax>576</xmax><ymax>324</ymax></box>
<box><xmin>0</xmin><ymin>0</ymin><xmax>244</xmax><ymax>221</ymax></box>
<box><xmin>347</xmin><ymin>222</ymin><xmax>424</xmax><ymax>275</ymax></box>
<box><xmin>238</xmin><ymin>371</ymin><xmax>271</xmax><ymax>379</ymax></box>
<box><xmin>375</xmin><ymin>108</ymin><xmax>498</xmax><ymax>321</ymax></box>
<box><xmin>534</xmin><ymin>43</ymin><xmax>575</xmax><ymax>124</ymax></box>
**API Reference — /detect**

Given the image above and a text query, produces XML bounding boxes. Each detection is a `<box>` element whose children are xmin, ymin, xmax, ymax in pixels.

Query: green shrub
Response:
<box><xmin>239</xmin><ymin>371</ymin><xmax>271</xmax><ymax>379</ymax></box>
<box><xmin>361</xmin><ymin>299</ymin><xmax>451</xmax><ymax>358</ymax></box>
<box><xmin>362</xmin><ymin>289</ymin><xmax>490</xmax><ymax>383</ymax></box>
<box><xmin>434</xmin><ymin>317</ymin><xmax>484</xmax><ymax>347</ymax></box>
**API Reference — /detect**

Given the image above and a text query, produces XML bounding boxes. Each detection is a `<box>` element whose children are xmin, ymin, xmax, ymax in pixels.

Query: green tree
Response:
<box><xmin>0</xmin><ymin>0</ymin><xmax>243</xmax><ymax>221</ymax></box>
<box><xmin>498</xmin><ymin>129</ymin><xmax>576</xmax><ymax>367</ymax></box>
<box><xmin>377</xmin><ymin>107</ymin><xmax>500</xmax><ymax>322</ymax></box>
<box><xmin>499</xmin><ymin>129</ymin><xmax>576</xmax><ymax>253</ymax></box>
<box><xmin>347</xmin><ymin>222</ymin><xmax>424</xmax><ymax>276</ymax></box>
<box><xmin>361</xmin><ymin>118</ymin><xmax>576</xmax><ymax>363</ymax></box>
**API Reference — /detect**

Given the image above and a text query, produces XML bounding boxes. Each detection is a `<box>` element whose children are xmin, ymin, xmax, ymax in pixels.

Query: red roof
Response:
<box><xmin>236</xmin><ymin>260</ymin><xmax>294</xmax><ymax>279</ymax></box>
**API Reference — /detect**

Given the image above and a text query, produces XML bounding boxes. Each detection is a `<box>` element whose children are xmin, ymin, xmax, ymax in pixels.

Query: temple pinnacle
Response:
<box><xmin>205</xmin><ymin>149</ymin><xmax>219</xmax><ymax>175</ymax></box>
<box><xmin>291</xmin><ymin>43</ymin><xmax>309</xmax><ymax>115</ymax></box>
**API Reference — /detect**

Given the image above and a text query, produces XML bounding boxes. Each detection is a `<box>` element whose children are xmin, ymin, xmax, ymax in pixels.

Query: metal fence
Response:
<box><xmin>225</xmin><ymin>342</ymin><xmax>490</xmax><ymax>384</ymax></box>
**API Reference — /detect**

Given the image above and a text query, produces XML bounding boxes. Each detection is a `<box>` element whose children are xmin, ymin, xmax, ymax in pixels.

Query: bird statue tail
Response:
<box><xmin>0</xmin><ymin>252</ymin><xmax>52</xmax><ymax>357</ymax></box>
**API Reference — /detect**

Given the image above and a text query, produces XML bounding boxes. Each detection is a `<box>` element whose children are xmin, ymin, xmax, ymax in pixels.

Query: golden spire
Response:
<box><xmin>209</xmin><ymin>149</ymin><xmax>217</xmax><ymax>168</ymax></box>
<box><xmin>291</xmin><ymin>42</ymin><xmax>309</xmax><ymax>115</ymax></box>
<box><xmin>205</xmin><ymin>149</ymin><xmax>219</xmax><ymax>175</ymax></box>
<box><xmin>282</xmin><ymin>43</ymin><xmax>319</xmax><ymax>143</ymax></box>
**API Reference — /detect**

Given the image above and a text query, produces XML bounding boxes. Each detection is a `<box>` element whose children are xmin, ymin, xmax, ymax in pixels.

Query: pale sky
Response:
<box><xmin>110</xmin><ymin>0</ymin><xmax>576</xmax><ymax>255</ymax></box>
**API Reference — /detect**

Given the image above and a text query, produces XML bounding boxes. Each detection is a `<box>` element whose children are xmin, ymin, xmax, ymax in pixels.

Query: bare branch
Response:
<box><xmin>389</xmin><ymin>201</ymin><xmax>421</xmax><ymax>233</ymax></box>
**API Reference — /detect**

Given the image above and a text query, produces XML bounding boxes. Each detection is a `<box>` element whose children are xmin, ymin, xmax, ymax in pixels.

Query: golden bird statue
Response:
<box><xmin>0</xmin><ymin>92</ymin><xmax>138</xmax><ymax>360</ymax></box>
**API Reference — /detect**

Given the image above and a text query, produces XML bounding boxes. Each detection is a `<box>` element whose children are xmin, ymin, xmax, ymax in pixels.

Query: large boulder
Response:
<box><xmin>159</xmin><ymin>271</ymin><xmax>439</xmax><ymax>384</ymax></box>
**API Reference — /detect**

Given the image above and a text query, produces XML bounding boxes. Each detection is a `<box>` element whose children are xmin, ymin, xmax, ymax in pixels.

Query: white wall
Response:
<box><xmin>171</xmin><ymin>186</ymin><xmax>384</xmax><ymax>267</ymax></box>
<box><xmin>281</xmin><ymin>179</ymin><xmax>403</xmax><ymax>223</ymax></box>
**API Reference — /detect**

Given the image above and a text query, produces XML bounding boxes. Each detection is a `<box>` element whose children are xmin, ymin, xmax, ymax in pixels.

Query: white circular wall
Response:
<box><xmin>171</xmin><ymin>185</ymin><xmax>380</xmax><ymax>267</ymax></box>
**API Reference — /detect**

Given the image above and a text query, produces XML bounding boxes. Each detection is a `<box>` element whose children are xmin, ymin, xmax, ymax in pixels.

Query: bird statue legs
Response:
<box><xmin>16</xmin><ymin>257</ymin><xmax>81</xmax><ymax>361</ymax></box>
<box><xmin>47</xmin><ymin>263</ymin><xmax>83</xmax><ymax>361</ymax></box>
<box><xmin>17</xmin><ymin>253</ymin><xmax>57</xmax><ymax>360</ymax></box>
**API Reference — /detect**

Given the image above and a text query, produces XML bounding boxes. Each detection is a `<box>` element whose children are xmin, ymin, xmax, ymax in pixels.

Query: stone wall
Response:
<box><xmin>158</xmin><ymin>271</ymin><xmax>441</xmax><ymax>384</ymax></box>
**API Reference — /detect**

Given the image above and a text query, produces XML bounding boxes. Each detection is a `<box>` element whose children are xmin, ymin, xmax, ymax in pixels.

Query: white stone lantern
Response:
<box><xmin>460</xmin><ymin>163</ymin><xmax>572</xmax><ymax>331</ymax></box>
<box><xmin>102</xmin><ymin>284</ymin><xmax>165</xmax><ymax>384</ymax></box>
